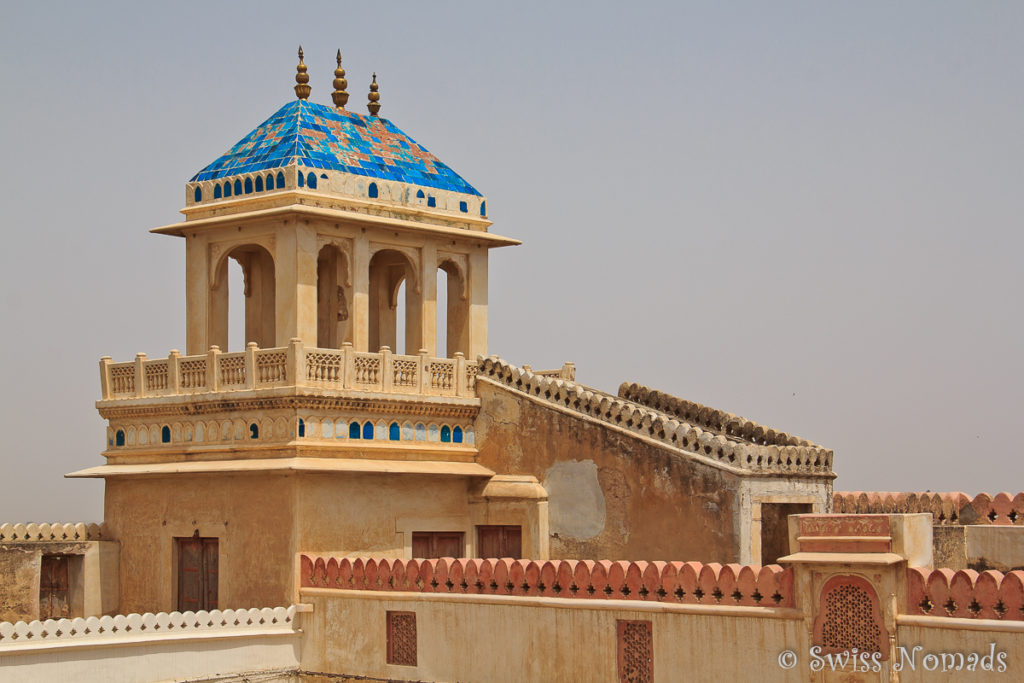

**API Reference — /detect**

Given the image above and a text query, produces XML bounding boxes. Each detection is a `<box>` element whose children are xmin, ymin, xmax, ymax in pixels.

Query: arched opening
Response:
<box><xmin>249</xmin><ymin>423</ymin><xmax>259</xmax><ymax>439</ymax></box>
<box><xmin>438</xmin><ymin>259</ymin><xmax>469</xmax><ymax>357</ymax></box>
<box><xmin>161</xmin><ymin>425</ymin><xmax>171</xmax><ymax>443</ymax></box>
<box><xmin>362</xmin><ymin>421</ymin><xmax>374</xmax><ymax>439</ymax></box>
<box><xmin>316</xmin><ymin>244</ymin><xmax>352</xmax><ymax>348</ymax></box>
<box><xmin>349</xmin><ymin>422</ymin><xmax>361</xmax><ymax>439</ymax></box>
<box><xmin>298</xmin><ymin>172</ymin><xmax>305</xmax><ymax>188</ymax></box>
<box><xmin>224</xmin><ymin>181</ymin><xmax>232</xmax><ymax>198</ymax></box>
<box><xmin>194</xmin><ymin>186</ymin><xmax>202</xmax><ymax>202</ymax></box>
<box><xmin>209</xmin><ymin>244</ymin><xmax>277</xmax><ymax>351</ymax></box>
<box><xmin>368</xmin><ymin>182</ymin><xmax>379</xmax><ymax>198</ymax></box>
<box><xmin>440</xmin><ymin>425</ymin><xmax>451</xmax><ymax>442</ymax></box>
<box><xmin>255</xmin><ymin>176</ymin><xmax>264</xmax><ymax>192</ymax></box>
<box><xmin>298</xmin><ymin>418</ymin><xmax>305</xmax><ymax>438</ymax></box>
<box><xmin>244</xmin><ymin>177</ymin><xmax>253</xmax><ymax>194</ymax></box>
<box><xmin>307</xmin><ymin>172</ymin><xmax>317</xmax><ymax>189</ymax></box>
<box><xmin>389</xmin><ymin>422</ymin><xmax>400</xmax><ymax>440</ymax></box>
<box><xmin>233</xmin><ymin>179</ymin><xmax>242</xmax><ymax>195</ymax></box>
<box><xmin>115</xmin><ymin>429</ymin><xmax>125</xmax><ymax>447</ymax></box>
<box><xmin>214</xmin><ymin>185</ymin><xmax>222</xmax><ymax>199</ymax></box>
<box><xmin>368</xmin><ymin>249</ymin><xmax>421</xmax><ymax>355</ymax></box>
<box><xmin>275</xmin><ymin>172</ymin><xmax>285</xmax><ymax>189</ymax></box>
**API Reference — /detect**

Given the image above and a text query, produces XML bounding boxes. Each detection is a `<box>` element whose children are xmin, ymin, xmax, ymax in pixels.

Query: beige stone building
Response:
<box><xmin>2</xmin><ymin>51</ymin><xmax>1022</xmax><ymax>682</ymax></box>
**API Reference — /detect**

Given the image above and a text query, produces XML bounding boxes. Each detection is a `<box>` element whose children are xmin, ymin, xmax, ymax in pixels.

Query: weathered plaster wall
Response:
<box><xmin>295</xmin><ymin>472</ymin><xmax>476</xmax><ymax>558</ymax></box>
<box><xmin>0</xmin><ymin>547</ymin><xmax>38</xmax><ymax>622</ymax></box>
<box><xmin>0</xmin><ymin>541</ymin><xmax>118</xmax><ymax>622</ymax></box>
<box><xmin>300</xmin><ymin>591</ymin><xmax>805</xmax><ymax>682</ymax></box>
<box><xmin>104</xmin><ymin>473</ymin><xmax>297</xmax><ymax>613</ymax></box>
<box><xmin>474</xmin><ymin>382</ymin><xmax>740</xmax><ymax>562</ymax></box>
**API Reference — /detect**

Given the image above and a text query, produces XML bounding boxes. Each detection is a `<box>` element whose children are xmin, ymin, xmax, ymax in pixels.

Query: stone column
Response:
<box><xmin>185</xmin><ymin>236</ymin><xmax>209</xmax><ymax>355</ymax></box>
<box><xmin>208</xmin><ymin>258</ymin><xmax>229</xmax><ymax>352</ymax></box>
<box><xmin>351</xmin><ymin>235</ymin><xmax>370</xmax><ymax>352</ymax></box>
<box><xmin>418</xmin><ymin>242</ymin><xmax>437</xmax><ymax>357</ymax></box>
<box><xmin>467</xmin><ymin>248</ymin><xmax>489</xmax><ymax>360</ymax></box>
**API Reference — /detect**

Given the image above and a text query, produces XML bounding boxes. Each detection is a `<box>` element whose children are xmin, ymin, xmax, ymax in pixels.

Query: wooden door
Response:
<box><xmin>177</xmin><ymin>537</ymin><xmax>219</xmax><ymax>612</ymax></box>
<box><xmin>39</xmin><ymin>555</ymin><xmax>70</xmax><ymax>619</ymax></box>
<box><xmin>477</xmin><ymin>525</ymin><xmax>522</xmax><ymax>558</ymax></box>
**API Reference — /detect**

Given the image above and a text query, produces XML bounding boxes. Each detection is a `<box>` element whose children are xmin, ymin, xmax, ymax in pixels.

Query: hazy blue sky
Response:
<box><xmin>1</xmin><ymin>2</ymin><xmax>1021</xmax><ymax>520</ymax></box>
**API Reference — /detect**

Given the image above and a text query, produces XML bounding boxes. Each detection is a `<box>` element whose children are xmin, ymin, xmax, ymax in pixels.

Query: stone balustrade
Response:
<box><xmin>834</xmin><ymin>491</ymin><xmax>1024</xmax><ymax>525</ymax></box>
<box><xmin>907</xmin><ymin>567</ymin><xmax>1024</xmax><ymax>621</ymax></box>
<box><xmin>298</xmin><ymin>555</ymin><xmax>796</xmax><ymax>608</ymax></box>
<box><xmin>0</xmin><ymin>606</ymin><xmax>297</xmax><ymax>646</ymax></box>
<box><xmin>0</xmin><ymin>522</ymin><xmax>107</xmax><ymax>542</ymax></box>
<box><xmin>477</xmin><ymin>357</ymin><xmax>833</xmax><ymax>477</ymax></box>
<box><xmin>99</xmin><ymin>340</ymin><xmax>479</xmax><ymax>401</ymax></box>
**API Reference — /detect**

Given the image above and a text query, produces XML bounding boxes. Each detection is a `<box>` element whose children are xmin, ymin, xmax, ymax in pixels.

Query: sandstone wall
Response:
<box><xmin>474</xmin><ymin>381</ymin><xmax>741</xmax><ymax>562</ymax></box>
<box><xmin>104</xmin><ymin>473</ymin><xmax>297</xmax><ymax>613</ymax></box>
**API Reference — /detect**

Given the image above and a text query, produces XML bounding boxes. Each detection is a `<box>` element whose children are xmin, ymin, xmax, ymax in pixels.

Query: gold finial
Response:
<box><xmin>367</xmin><ymin>72</ymin><xmax>381</xmax><ymax>116</ymax></box>
<box><xmin>331</xmin><ymin>49</ymin><xmax>349</xmax><ymax>109</ymax></box>
<box><xmin>294</xmin><ymin>46</ymin><xmax>311</xmax><ymax>100</ymax></box>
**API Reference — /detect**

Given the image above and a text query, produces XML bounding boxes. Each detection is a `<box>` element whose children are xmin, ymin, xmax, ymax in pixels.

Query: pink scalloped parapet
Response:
<box><xmin>833</xmin><ymin>492</ymin><xmax>1024</xmax><ymax>525</ymax></box>
<box><xmin>298</xmin><ymin>556</ymin><xmax>796</xmax><ymax>608</ymax></box>
<box><xmin>907</xmin><ymin>567</ymin><xmax>1024</xmax><ymax>621</ymax></box>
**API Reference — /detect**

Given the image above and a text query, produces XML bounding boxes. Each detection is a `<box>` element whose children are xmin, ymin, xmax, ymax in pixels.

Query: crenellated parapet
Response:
<box><xmin>299</xmin><ymin>555</ymin><xmax>796</xmax><ymax>607</ymax></box>
<box><xmin>618</xmin><ymin>382</ymin><xmax>821</xmax><ymax>448</ymax></box>
<box><xmin>0</xmin><ymin>606</ymin><xmax>297</xmax><ymax>646</ymax></box>
<box><xmin>907</xmin><ymin>567</ymin><xmax>1024</xmax><ymax>620</ymax></box>
<box><xmin>476</xmin><ymin>357</ymin><xmax>833</xmax><ymax>478</ymax></box>
<box><xmin>0</xmin><ymin>523</ymin><xmax>107</xmax><ymax>543</ymax></box>
<box><xmin>834</xmin><ymin>491</ymin><xmax>1024</xmax><ymax>525</ymax></box>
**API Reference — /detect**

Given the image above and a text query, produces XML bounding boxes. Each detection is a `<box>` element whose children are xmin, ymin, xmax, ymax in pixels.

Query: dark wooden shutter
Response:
<box><xmin>477</xmin><ymin>525</ymin><xmax>522</xmax><ymax>558</ymax></box>
<box><xmin>411</xmin><ymin>531</ymin><xmax>465</xmax><ymax>558</ymax></box>
<box><xmin>39</xmin><ymin>555</ymin><xmax>70</xmax><ymax>619</ymax></box>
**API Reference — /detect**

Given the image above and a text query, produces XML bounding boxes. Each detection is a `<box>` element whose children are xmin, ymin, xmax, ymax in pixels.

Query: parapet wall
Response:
<box><xmin>0</xmin><ymin>523</ymin><xmax>107</xmax><ymax>542</ymax></box>
<box><xmin>834</xmin><ymin>492</ymin><xmax>1024</xmax><ymax>525</ymax></box>
<box><xmin>299</xmin><ymin>555</ymin><xmax>796</xmax><ymax>607</ymax></box>
<box><xmin>478</xmin><ymin>357</ymin><xmax>833</xmax><ymax>478</ymax></box>
<box><xmin>619</xmin><ymin>382</ymin><xmax>822</xmax><ymax>449</ymax></box>
<box><xmin>907</xmin><ymin>567</ymin><xmax>1024</xmax><ymax>621</ymax></box>
<box><xmin>0</xmin><ymin>606</ymin><xmax>301</xmax><ymax>683</ymax></box>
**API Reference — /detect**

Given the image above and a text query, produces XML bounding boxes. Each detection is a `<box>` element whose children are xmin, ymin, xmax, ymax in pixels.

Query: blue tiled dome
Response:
<box><xmin>190</xmin><ymin>100</ymin><xmax>481</xmax><ymax>197</ymax></box>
